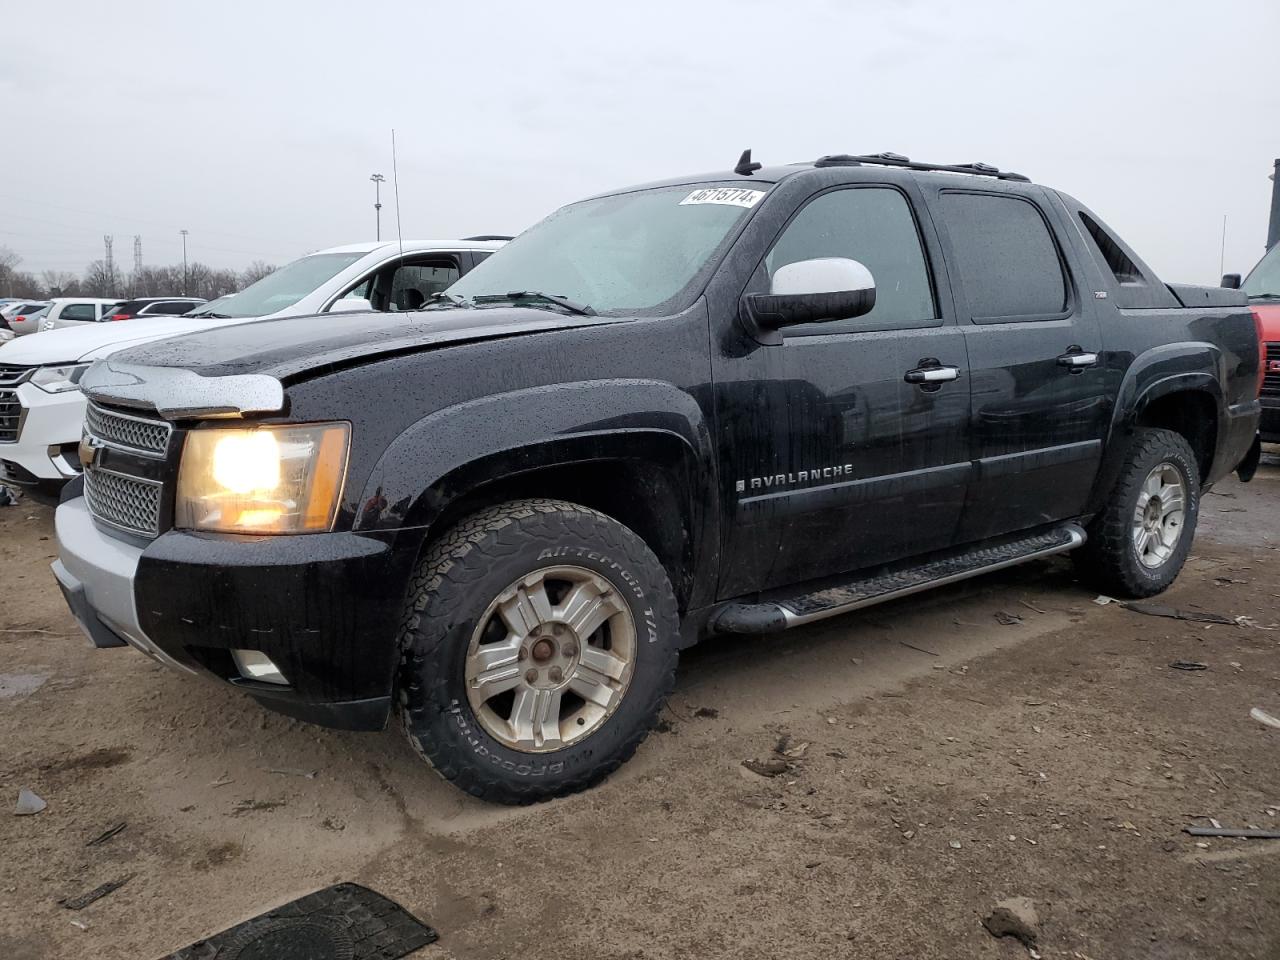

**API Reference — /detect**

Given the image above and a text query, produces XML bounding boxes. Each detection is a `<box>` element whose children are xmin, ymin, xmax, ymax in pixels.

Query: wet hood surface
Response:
<box><xmin>109</xmin><ymin>307</ymin><xmax>625</xmax><ymax>380</ymax></box>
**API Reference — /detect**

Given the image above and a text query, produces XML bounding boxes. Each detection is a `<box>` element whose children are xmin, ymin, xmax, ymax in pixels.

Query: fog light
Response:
<box><xmin>231</xmin><ymin>649</ymin><xmax>289</xmax><ymax>685</ymax></box>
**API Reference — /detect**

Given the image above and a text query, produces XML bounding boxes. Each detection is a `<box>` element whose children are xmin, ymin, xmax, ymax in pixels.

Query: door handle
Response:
<box><xmin>904</xmin><ymin>365</ymin><xmax>960</xmax><ymax>384</ymax></box>
<box><xmin>1057</xmin><ymin>350</ymin><xmax>1098</xmax><ymax>370</ymax></box>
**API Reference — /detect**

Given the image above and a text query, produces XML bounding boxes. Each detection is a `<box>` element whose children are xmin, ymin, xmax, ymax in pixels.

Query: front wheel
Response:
<box><xmin>397</xmin><ymin>498</ymin><xmax>680</xmax><ymax>804</ymax></box>
<box><xmin>1075</xmin><ymin>427</ymin><xmax>1200</xmax><ymax>598</ymax></box>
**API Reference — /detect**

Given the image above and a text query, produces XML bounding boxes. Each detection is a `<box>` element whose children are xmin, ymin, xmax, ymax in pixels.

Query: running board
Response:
<box><xmin>712</xmin><ymin>524</ymin><xmax>1086</xmax><ymax>635</ymax></box>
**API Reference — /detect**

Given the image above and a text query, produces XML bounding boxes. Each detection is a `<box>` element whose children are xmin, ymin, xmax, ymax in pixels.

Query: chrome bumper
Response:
<box><xmin>52</xmin><ymin>496</ymin><xmax>195</xmax><ymax>675</ymax></box>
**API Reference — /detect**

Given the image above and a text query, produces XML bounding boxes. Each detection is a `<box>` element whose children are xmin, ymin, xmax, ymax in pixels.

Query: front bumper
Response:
<box><xmin>0</xmin><ymin>382</ymin><xmax>84</xmax><ymax>483</ymax></box>
<box><xmin>1261</xmin><ymin>395</ymin><xmax>1280</xmax><ymax>443</ymax></box>
<box><xmin>53</xmin><ymin>495</ymin><xmax>417</xmax><ymax>731</ymax></box>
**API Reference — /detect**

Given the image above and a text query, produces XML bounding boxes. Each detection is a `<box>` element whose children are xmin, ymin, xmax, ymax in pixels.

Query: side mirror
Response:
<box><xmin>1221</xmin><ymin>273</ymin><xmax>1242</xmax><ymax>289</ymax></box>
<box><xmin>744</xmin><ymin>258</ymin><xmax>876</xmax><ymax>335</ymax></box>
<box><xmin>328</xmin><ymin>296</ymin><xmax>372</xmax><ymax>314</ymax></box>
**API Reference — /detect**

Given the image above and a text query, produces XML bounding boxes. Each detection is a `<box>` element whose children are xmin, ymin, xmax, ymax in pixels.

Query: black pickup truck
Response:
<box><xmin>54</xmin><ymin>152</ymin><xmax>1263</xmax><ymax>803</ymax></box>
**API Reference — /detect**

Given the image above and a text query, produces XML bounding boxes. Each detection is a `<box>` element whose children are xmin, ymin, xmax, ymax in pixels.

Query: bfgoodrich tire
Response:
<box><xmin>397</xmin><ymin>498</ymin><xmax>680</xmax><ymax>804</ymax></box>
<box><xmin>1075</xmin><ymin>428</ymin><xmax>1200</xmax><ymax>598</ymax></box>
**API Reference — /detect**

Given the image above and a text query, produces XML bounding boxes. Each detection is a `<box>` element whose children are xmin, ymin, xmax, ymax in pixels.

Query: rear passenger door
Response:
<box><xmin>927</xmin><ymin>186</ymin><xmax>1109</xmax><ymax>542</ymax></box>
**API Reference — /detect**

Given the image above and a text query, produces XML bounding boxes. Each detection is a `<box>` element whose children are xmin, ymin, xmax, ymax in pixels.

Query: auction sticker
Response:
<box><xmin>679</xmin><ymin>187</ymin><xmax>765</xmax><ymax>208</ymax></box>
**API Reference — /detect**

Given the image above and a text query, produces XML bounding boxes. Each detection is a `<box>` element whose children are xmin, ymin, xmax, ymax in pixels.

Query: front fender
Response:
<box><xmin>351</xmin><ymin>378</ymin><xmax>718</xmax><ymax>598</ymax></box>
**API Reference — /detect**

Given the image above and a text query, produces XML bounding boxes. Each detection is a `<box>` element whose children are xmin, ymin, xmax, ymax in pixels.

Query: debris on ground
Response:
<box><xmin>1184</xmin><ymin>826</ymin><xmax>1280</xmax><ymax>839</ymax></box>
<box><xmin>0</xmin><ymin>673</ymin><xmax>50</xmax><ymax>700</ymax></box>
<box><xmin>1121</xmin><ymin>601</ymin><xmax>1232</xmax><ymax>624</ymax></box>
<box><xmin>85</xmin><ymin>822</ymin><xmax>127</xmax><ymax>846</ymax></box>
<box><xmin>693</xmin><ymin>707</ymin><xmax>719</xmax><ymax>719</ymax></box>
<box><xmin>1214</xmin><ymin>576</ymin><xmax>1248</xmax><ymax>586</ymax></box>
<box><xmin>981</xmin><ymin>896</ymin><xmax>1040</xmax><ymax>946</ymax></box>
<box><xmin>1093</xmin><ymin>595</ymin><xmax>1115</xmax><ymax>605</ymax></box>
<box><xmin>1018</xmin><ymin>599</ymin><xmax>1047</xmax><ymax>614</ymax></box>
<box><xmin>742</xmin><ymin>758</ymin><xmax>790</xmax><ymax>778</ymax></box>
<box><xmin>266</xmin><ymin>767</ymin><xmax>317</xmax><ymax>779</ymax></box>
<box><xmin>995</xmin><ymin>611</ymin><xmax>1023</xmax><ymax>625</ymax></box>
<box><xmin>898</xmin><ymin>640</ymin><xmax>939</xmax><ymax>657</ymax></box>
<box><xmin>1251</xmin><ymin>707</ymin><xmax>1280</xmax><ymax>730</ymax></box>
<box><xmin>59</xmin><ymin>875</ymin><xmax>133</xmax><ymax>910</ymax></box>
<box><xmin>14</xmin><ymin>788</ymin><xmax>46</xmax><ymax>816</ymax></box>
<box><xmin>230</xmin><ymin>798</ymin><xmax>287</xmax><ymax>816</ymax></box>
<box><xmin>0</xmin><ymin>485</ymin><xmax>19</xmax><ymax>507</ymax></box>
<box><xmin>1169</xmin><ymin>661</ymin><xmax>1209</xmax><ymax>671</ymax></box>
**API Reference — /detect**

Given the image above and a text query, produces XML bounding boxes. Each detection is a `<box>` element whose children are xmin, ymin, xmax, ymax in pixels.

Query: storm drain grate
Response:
<box><xmin>159</xmin><ymin>883</ymin><xmax>437</xmax><ymax>960</ymax></box>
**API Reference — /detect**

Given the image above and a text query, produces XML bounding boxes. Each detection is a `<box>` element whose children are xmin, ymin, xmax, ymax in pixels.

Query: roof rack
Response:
<box><xmin>813</xmin><ymin>152</ymin><xmax>1030</xmax><ymax>182</ymax></box>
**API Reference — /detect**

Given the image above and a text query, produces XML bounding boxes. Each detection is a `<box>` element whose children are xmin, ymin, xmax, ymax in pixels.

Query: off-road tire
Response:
<box><xmin>397</xmin><ymin>498</ymin><xmax>680</xmax><ymax>804</ymax></box>
<box><xmin>1074</xmin><ymin>428</ymin><xmax>1200</xmax><ymax>598</ymax></box>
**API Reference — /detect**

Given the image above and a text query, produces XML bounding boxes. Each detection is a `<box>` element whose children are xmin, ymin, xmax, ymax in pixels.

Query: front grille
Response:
<box><xmin>85</xmin><ymin>402</ymin><xmax>172</xmax><ymax>457</ymax></box>
<box><xmin>0</xmin><ymin>388</ymin><xmax>21</xmax><ymax>443</ymax></box>
<box><xmin>1264</xmin><ymin>343</ymin><xmax>1280</xmax><ymax>396</ymax></box>
<box><xmin>0</xmin><ymin>364</ymin><xmax>32</xmax><ymax>388</ymax></box>
<box><xmin>83</xmin><ymin>467</ymin><xmax>162</xmax><ymax>537</ymax></box>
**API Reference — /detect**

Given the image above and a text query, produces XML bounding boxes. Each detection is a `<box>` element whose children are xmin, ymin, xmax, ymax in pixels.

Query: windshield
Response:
<box><xmin>1244</xmin><ymin>244</ymin><xmax>1280</xmax><ymax>299</ymax></box>
<box><xmin>195</xmin><ymin>251</ymin><xmax>365</xmax><ymax>318</ymax></box>
<box><xmin>446</xmin><ymin>183</ymin><xmax>768</xmax><ymax>315</ymax></box>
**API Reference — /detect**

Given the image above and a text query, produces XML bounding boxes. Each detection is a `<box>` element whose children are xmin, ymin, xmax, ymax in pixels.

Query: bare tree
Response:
<box><xmin>0</xmin><ymin>246</ymin><xmax>21</xmax><ymax>297</ymax></box>
<box><xmin>240</xmin><ymin>260</ymin><xmax>277</xmax><ymax>287</ymax></box>
<box><xmin>83</xmin><ymin>259</ymin><xmax>124</xmax><ymax>298</ymax></box>
<box><xmin>41</xmin><ymin>271</ymin><xmax>81</xmax><ymax>297</ymax></box>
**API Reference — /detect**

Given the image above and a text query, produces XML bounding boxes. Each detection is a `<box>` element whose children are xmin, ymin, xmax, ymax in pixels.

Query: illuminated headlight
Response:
<box><xmin>31</xmin><ymin>363</ymin><xmax>90</xmax><ymax>394</ymax></box>
<box><xmin>175</xmin><ymin>422</ymin><xmax>350</xmax><ymax>534</ymax></box>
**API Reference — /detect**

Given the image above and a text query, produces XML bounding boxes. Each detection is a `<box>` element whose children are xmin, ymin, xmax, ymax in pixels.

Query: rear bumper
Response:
<box><xmin>1260</xmin><ymin>395</ymin><xmax>1280</xmax><ymax>443</ymax></box>
<box><xmin>0</xmin><ymin>383</ymin><xmax>84</xmax><ymax>483</ymax></box>
<box><xmin>53</xmin><ymin>495</ymin><xmax>414</xmax><ymax>731</ymax></box>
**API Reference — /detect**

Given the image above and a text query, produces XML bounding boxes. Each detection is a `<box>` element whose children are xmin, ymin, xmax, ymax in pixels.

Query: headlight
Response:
<box><xmin>175</xmin><ymin>422</ymin><xmax>350</xmax><ymax>534</ymax></box>
<box><xmin>31</xmin><ymin>363</ymin><xmax>90</xmax><ymax>394</ymax></box>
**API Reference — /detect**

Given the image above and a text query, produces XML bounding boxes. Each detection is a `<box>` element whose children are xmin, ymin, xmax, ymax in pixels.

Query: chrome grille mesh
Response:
<box><xmin>83</xmin><ymin>468</ymin><xmax>162</xmax><ymax>536</ymax></box>
<box><xmin>0</xmin><ymin>365</ymin><xmax>31</xmax><ymax>388</ymax></box>
<box><xmin>1265</xmin><ymin>343</ymin><xmax>1280</xmax><ymax>397</ymax></box>
<box><xmin>0</xmin><ymin>389</ymin><xmax>20</xmax><ymax>443</ymax></box>
<box><xmin>85</xmin><ymin>402</ymin><xmax>172</xmax><ymax>456</ymax></box>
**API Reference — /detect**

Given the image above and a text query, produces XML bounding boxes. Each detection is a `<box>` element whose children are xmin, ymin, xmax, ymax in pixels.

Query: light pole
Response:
<box><xmin>370</xmin><ymin>173</ymin><xmax>385</xmax><ymax>241</ymax></box>
<box><xmin>180</xmin><ymin>229</ymin><xmax>189</xmax><ymax>295</ymax></box>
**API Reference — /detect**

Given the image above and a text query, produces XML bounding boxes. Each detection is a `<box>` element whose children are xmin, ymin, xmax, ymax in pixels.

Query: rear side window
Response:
<box><xmin>60</xmin><ymin>303</ymin><xmax>97</xmax><ymax>321</ymax></box>
<box><xmin>940</xmin><ymin>192</ymin><xmax>1068</xmax><ymax>321</ymax></box>
<box><xmin>147</xmin><ymin>301</ymin><xmax>199</xmax><ymax>315</ymax></box>
<box><xmin>763</xmin><ymin>186</ymin><xmax>937</xmax><ymax>332</ymax></box>
<box><xmin>1074</xmin><ymin>209</ymin><xmax>1178</xmax><ymax>309</ymax></box>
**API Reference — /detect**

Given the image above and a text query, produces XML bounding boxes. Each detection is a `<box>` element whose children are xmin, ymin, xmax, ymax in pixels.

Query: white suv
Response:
<box><xmin>0</xmin><ymin>238</ymin><xmax>502</xmax><ymax>484</ymax></box>
<box><xmin>35</xmin><ymin>298</ymin><xmax>124</xmax><ymax>334</ymax></box>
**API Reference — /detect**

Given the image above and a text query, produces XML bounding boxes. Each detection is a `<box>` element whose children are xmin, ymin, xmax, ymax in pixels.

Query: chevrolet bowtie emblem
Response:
<box><xmin>78</xmin><ymin>434</ymin><xmax>102</xmax><ymax>470</ymax></box>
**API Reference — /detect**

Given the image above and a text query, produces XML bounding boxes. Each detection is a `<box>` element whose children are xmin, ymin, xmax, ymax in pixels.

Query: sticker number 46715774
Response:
<box><xmin>679</xmin><ymin>187</ymin><xmax>765</xmax><ymax>208</ymax></box>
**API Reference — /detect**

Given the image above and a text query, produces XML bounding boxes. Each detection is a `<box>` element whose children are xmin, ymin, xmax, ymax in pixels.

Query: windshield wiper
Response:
<box><xmin>1247</xmin><ymin>292</ymin><xmax>1280</xmax><ymax>301</ymax></box>
<box><xmin>474</xmin><ymin>291</ymin><xmax>597</xmax><ymax>317</ymax></box>
<box><xmin>424</xmin><ymin>292</ymin><xmax>472</xmax><ymax>309</ymax></box>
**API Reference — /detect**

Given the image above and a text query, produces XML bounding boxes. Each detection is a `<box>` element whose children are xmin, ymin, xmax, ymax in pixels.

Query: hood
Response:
<box><xmin>108</xmin><ymin>307</ymin><xmax>625</xmax><ymax>381</ymax></box>
<box><xmin>0</xmin><ymin>314</ymin><xmax>245</xmax><ymax>365</ymax></box>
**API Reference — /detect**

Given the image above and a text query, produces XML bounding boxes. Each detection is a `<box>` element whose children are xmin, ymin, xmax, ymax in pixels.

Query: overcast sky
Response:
<box><xmin>4</xmin><ymin>0</ymin><xmax>1278</xmax><ymax>284</ymax></box>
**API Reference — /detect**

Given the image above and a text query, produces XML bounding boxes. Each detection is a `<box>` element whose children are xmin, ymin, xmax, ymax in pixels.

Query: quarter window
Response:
<box><xmin>940</xmin><ymin>192</ymin><xmax>1067</xmax><ymax>321</ymax></box>
<box><xmin>60</xmin><ymin>303</ymin><xmax>97</xmax><ymax>321</ymax></box>
<box><xmin>764</xmin><ymin>187</ymin><xmax>937</xmax><ymax>332</ymax></box>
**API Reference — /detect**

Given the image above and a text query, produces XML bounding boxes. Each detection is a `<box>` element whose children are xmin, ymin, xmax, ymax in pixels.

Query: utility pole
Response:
<box><xmin>370</xmin><ymin>173</ymin><xmax>385</xmax><ymax>241</ymax></box>
<box><xmin>133</xmin><ymin>236</ymin><xmax>142</xmax><ymax>296</ymax></box>
<box><xmin>180</xmin><ymin>229</ymin><xmax>189</xmax><ymax>295</ymax></box>
<box><xmin>103</xmin><ymin>235</ymin><xmax>115</xmax><ymax>297</ymax></box>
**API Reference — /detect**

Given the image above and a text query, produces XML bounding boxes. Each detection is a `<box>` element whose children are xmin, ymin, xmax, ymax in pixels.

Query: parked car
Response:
<box><xmin>54</xmin><ymin>153</ymin><xmax>1261</xmax><ymax>803</ymax></box>
<box><xmin>0</xmin><ymin>238</ymin><xmax>502</xmax><ymax>485</ymax></box>
<box><xmin>102</xmin><ymin>297</ymin><xmax>206</xmax><ymax>321</ymax></box>
<box><xmin>0</xmin><ymin>300</ymin><xmax>50</xmax><ymax>330</ymax></box>
<box><xmin>1241</xmin><ymin>242</ymin><xmax>1280</xmax><ymax>441</ymax></box>
<box><xmin>35</xmin><ymin>298</ymin><xmax>124</xmax><ymax>333</ymax></box>
<box><xmin>7</xmin><ymin>303</ymin><xmax>56</xmax><ymax>337</ymax></box>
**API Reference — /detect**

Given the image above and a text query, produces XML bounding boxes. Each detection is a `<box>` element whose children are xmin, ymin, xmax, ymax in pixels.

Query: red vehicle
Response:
<box><xmin>1244</xmin><ymin>243</ymin><xmax>1280</xmax><ymax>442</ymax></box>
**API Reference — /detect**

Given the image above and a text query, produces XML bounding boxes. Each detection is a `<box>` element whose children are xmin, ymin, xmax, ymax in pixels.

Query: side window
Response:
<box><xmin>388</xmin><ymin>258</ymin><xmax>460</xmax><ymax>311</ymax></box>
<box><xmin>763</xmin><ymin>187</ymin><xmax>936</xmax><ymax>333</ymax></box>
<box><xmin>149</xmin><ymin>301</ymin><xmax>196</xmax><ymax>315</ymax></box>
<box><xmin>60</xmin><ymin>303</ymin><xmax>97</xmax><ymax>322</ymax></box>
<box><xmin>939</xmin><ymin>192</ymin><xmax>1068</xmax><ymax>321</ymax></box>
<box><xmin>1074</xmin><ymin>209</ymin><xmax>1178</xmax><ymax>309</ymax></box>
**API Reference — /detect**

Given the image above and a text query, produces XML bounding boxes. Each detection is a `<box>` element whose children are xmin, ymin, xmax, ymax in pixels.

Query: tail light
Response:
<box><xmin>14</xmin><ymin>316</ymin><xmax>26</xmax><ymax>323</ymax></box>
<box><xmin>110</xmin><ymin>314</ymin><xmax>131</xmax><ymax>321</ymax></box>
<box><xmin>1253</xmin><ymin>309</ymin><xmax>1266</xmax><ymax>398</ymax></box>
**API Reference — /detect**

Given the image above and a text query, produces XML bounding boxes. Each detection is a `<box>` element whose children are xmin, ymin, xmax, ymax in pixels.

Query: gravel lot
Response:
<box><xmin>2</xmin><ymin>454</ymin><xmax>1278</xmax><ymax>960</ymax></box>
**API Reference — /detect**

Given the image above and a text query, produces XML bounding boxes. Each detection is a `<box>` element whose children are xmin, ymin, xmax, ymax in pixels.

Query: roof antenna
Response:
<box><xmin>734</xmin><ymin>148</ymin><xmax>762</xmax><ymax>176</ymax></box>
<box><xmin>391</xmin><ymin>128</ymin><xmax>404</xmax><ymax>259</ymax></box>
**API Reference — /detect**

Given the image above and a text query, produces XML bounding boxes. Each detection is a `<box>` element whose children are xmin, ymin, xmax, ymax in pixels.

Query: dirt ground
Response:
<box><xmin>2</xmin><ymin>454</ymin><xmax>1278</xmax><ymax>960</ymax></box>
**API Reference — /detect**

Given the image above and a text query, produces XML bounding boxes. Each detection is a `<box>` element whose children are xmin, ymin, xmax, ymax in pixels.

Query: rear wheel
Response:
<box><xmin>398</xmin><ymin>498</ymin><xmax>680</xmax><ymax>804</ymax></box>
<box><xmin>1075</xmin><ymin>428</ymin><xmax>1200</xmax><ymax>598</ymax></box>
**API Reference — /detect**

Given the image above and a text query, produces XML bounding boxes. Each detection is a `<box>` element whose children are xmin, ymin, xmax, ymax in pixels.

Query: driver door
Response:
<box><xmin>713</xmin><ymin>183</ymin><xmax>972</xmax><ymax>595</ymax></box>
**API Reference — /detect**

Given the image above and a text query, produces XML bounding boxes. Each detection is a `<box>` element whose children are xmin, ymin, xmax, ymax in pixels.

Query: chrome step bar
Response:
<box><xmin>712</xmin><ymin>524</ymin><xmax>1086</xmax><ymax>635</ymax></box>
